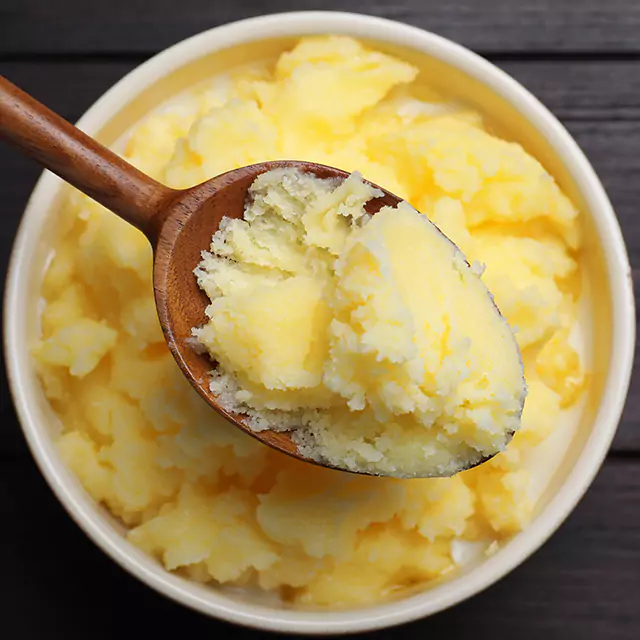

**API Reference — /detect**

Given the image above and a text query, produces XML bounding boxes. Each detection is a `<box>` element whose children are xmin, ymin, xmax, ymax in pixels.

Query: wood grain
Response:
<box><xmin>498</xmin><ymin>61</ymin><xmax>640</xmax><ymax>121</ymax></box>
<box><xmin>566</xmin><ymin>120</ymin><xmax>640</xmax><ymax>270</ymax></box>
<box><xmin>1</xmin><ymin>0</ymin><xmax>640</xmax><ymax>55</ymax></box>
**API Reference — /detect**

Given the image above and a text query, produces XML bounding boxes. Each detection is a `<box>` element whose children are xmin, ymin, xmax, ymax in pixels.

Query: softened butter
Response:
<box><xmin>194</xmin><ymin>169</ymin><xmax>526</xmax><ymax>477</ymax></box>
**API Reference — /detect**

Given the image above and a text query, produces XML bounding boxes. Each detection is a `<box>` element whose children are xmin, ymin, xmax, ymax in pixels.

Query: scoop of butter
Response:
<box><xmin>193</xmin><ymin>169</ymin><xmax>526</xmax><ymax>478</ymax></box>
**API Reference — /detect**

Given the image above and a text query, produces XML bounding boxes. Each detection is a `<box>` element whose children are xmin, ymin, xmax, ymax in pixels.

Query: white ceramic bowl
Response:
<box><xmin>4</xmin><ymin>11</ymin><xmax>635</xmax><ymax>634</ymax></box>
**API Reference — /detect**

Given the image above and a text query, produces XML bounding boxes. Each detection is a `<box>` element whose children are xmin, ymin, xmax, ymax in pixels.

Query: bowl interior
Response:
<box><xmin>7</xmin><ymin>23</ymin><xmax>626</xmax><ymax>633</ymax></box>
<box><xmin>45</xmin><ymin>33</ymin><xmax>611</xmax><ymax>502</ymax></box>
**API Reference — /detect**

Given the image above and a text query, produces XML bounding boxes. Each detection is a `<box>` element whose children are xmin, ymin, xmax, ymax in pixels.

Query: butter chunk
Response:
<box><xmin>197</xmin><ymin>276</ymin><xmax>332</xmax><ymax>392</ymax></box>
<box><xmin>193</xmin><ymin>169</ymin><xmax>526</xmax><ymax>477</ymax></box>
<box><xmin>34</xmin><ymin>318</ymin><xmax>117</xmax><ymax>377</ymax></box>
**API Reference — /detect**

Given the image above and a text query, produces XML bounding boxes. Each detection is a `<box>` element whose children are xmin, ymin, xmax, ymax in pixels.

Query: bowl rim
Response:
<box><xmin>3</xmin><ymin>10</ymin><xmax>635</xmax><ymax>634</ymax></box>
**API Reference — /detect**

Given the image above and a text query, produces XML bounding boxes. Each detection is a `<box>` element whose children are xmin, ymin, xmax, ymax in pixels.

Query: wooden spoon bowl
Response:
<box><xmin>0</xmin><ymin>74</ymin><xmax>403</xmax><ymax>471</ymax></box>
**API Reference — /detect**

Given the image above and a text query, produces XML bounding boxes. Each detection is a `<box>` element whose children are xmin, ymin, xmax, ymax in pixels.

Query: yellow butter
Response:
<box><xmin>33</xmin><ymin>35</ymin><xmax>585</xmax><ymax>607</ymax></box>
<box><xmin>194</xmin><ymin>169</ymin><xmax>526</xmax><ymax>477</ymax></box>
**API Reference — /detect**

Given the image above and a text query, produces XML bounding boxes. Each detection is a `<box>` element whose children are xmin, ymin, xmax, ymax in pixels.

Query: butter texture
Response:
<box><xmin>33</xmin><ymin>35</ymin><xmax>585</xmax><ymax>607</ymax></box>
<box><xmin>194</xmin><ymin>169</ymin><xmax>526</xmax><ymax>477</ymax></box>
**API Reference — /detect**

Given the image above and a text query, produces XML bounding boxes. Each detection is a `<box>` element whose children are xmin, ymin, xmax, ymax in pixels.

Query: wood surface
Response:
<box><xmin>0</xmin><ymin>0</ymin><xmax>638</xmax><ymax>638</ymax></box>
<box><xmin>2</xmin><ymin>0</ymin><xmax>640</xmax><ymax>54</ymax></box>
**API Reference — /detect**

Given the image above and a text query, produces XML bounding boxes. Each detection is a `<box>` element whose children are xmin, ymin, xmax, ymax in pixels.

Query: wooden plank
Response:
<box><xmin>1</xmin><ymin>0</ymin><xmax>640</xmax><ymax>56</ymax></box>
<box><xmin>498</xmin><ymin>60</ymin><xmax>640</xmax><ymax>121</ymax></box>
<box><xmin>0</xmin><ymin>454</ymin><xmax>637</xmax><ymax>637</ymax></box>
<box><xmin>565</xmin><ymin>120</ymin><xmax>640</xmax><ymax>271</ymax></box>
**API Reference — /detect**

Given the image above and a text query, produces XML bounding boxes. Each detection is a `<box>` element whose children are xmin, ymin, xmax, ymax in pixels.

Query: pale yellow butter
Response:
<box><xmin>194</xmin><ymin>169</ymin><xmax>526</xmax><ymax>477</ymax></box>
<box><xmin>33</xmin><ymin>35</ymin><xmax>585</xmax><ymax>607</ymax></box>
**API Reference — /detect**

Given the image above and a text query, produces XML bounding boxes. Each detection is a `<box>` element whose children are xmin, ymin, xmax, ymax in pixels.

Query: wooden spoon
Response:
<box><xmin>0</xmin><ymin>75</ymin><xmax>406</xmax><ymax>472</ymax></box>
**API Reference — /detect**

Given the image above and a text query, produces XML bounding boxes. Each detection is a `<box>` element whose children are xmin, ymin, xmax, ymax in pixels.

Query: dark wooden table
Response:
<box><xmin>1</xmin><ymin>1</ymin><xmax>639</xmax><ymax>638</ymax></box>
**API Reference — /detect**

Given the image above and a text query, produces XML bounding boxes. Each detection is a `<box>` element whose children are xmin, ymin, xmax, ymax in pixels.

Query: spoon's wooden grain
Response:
<box><xmin>0</xmin><ymin>74</ymin><xmax>404</xmax><ymax>472</ymax></box>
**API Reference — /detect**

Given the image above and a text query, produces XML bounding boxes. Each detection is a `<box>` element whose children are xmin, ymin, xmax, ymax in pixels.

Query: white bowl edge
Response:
<box><xmin>3</xmin><ymin>11</ymin><xmax>636</xmax><ymax>634</ymax></box>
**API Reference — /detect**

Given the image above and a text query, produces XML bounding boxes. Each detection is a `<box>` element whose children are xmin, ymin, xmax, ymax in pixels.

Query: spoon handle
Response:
<box><xmin>0</xmin><ymin>74</ymin><xmax>176</xmax><ymax>236</ymax></box>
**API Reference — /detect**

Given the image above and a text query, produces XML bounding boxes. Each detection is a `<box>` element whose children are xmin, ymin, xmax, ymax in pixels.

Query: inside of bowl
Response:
<box><xmin>20</xmin><ymin>34</ymin><xmax>611</xmax><ymax>612</ymax></box>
